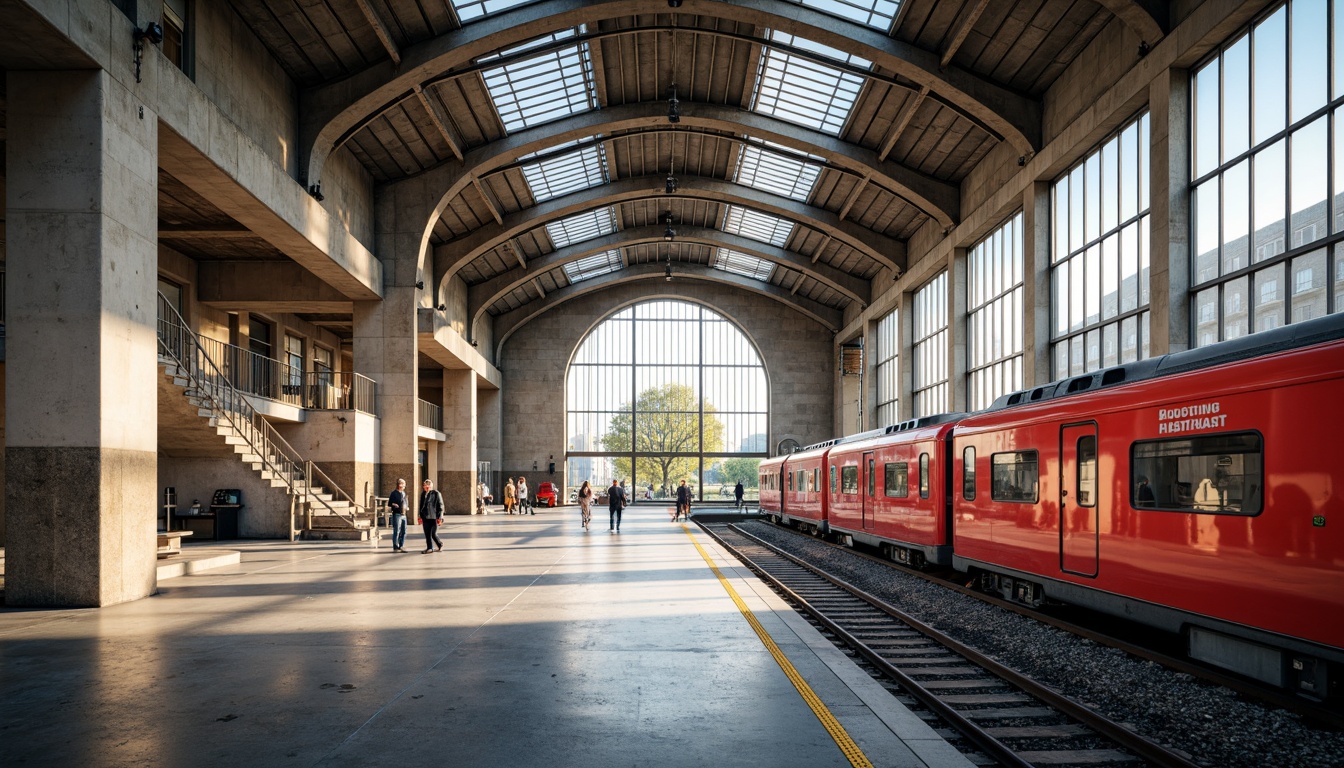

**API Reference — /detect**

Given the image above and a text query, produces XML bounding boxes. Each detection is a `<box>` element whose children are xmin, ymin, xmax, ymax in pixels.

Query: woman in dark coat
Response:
<box><xmin>419</xmin><ymin>479</ymin><xmax>445</xmax><ymax>553</ymax></box>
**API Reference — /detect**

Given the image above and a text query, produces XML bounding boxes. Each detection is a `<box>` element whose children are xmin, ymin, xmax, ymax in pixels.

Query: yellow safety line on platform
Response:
<box><xmin>681</xmin><ymin>524</ymin><xmax>874</xmax><ymax>768</ymax></box>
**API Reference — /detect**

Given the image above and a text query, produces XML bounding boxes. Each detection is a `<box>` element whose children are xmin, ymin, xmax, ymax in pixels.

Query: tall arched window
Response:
<box><xmin>566</xmin><ymin>300</ymin><xmax>768</xmax><ymax>502</ymax></box>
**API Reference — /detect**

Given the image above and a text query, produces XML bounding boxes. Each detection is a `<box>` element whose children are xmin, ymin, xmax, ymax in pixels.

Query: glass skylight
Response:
<box><xmin>521</xmin><ymin>142</ymin><xmax>608</xmax><ymax>203</ymax></box>
<box><xmin>735</xmin><ymin>142</ymin><xmax>823</xmax><ymax>201</ymax></box>
<box><xmin>714</xmin><ymin>248</ymin><xmax>776</xmax><ymax>282</ymax></box>
<box><xmin>563</xmin><ymin>249</ymin><xmax>624</xmax><ymax>282</ymax></box>
<box><xmin>480</xmin><ymin>30</ymin><xmax>597</xmax><ymax>132</ymax></box>
<box><xmin>452</xmin><ymin>0</ymin><xmax>534</xmax><ymax>23</ymax></box>
<box><xmin>722</xmin><ymin>205</ymin><xmax>795</xmax><ymax>248</ymax></box>
<box><xmin>546</xmin><ymin>207</ymin><xmax>617</xmax><ymax>249</ymax></box>
<box><xmin>787</xmin><ymin>0</ymin><xmax>901</xmax><ymax>31</ymax></box>
<box><xmin>751</xmin><ymin>31</ymin><xmax>869</xmax><ymax>136</ymax></box>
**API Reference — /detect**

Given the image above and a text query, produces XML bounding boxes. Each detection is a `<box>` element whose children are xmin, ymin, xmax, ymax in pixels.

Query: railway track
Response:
<box><xmin>702</xmin><ymin>521</ymin><xmax>1203</xmax><ymax>768</ymax></box>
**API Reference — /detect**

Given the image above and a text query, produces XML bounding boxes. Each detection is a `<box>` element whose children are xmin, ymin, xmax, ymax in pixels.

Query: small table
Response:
<box><xmin>156</xmin><ymin>530</ymin><xmax>193</xmax><ymax>558</ymax></box>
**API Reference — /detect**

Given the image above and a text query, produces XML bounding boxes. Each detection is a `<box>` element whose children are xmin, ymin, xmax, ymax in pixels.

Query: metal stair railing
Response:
<box><xmin>156</xmin><ymin>293</ymin><xmax>376</xmax><ymax>538</ymax></box>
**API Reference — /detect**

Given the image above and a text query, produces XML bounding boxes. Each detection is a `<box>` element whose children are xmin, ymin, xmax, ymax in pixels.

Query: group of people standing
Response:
<box><xmin>386</xmin><ymin>478</ymin><xmax>446</xmax><ymax>554</ymax></box>
<box><xmin>572</xmin><ymin>479</ymin><xmax>629</xmax><ymax>532</ymax></box>
<box><xmin>502</xmin><ymin>477</ymin><xmax>533</xmax><ymax>515</ymax></box>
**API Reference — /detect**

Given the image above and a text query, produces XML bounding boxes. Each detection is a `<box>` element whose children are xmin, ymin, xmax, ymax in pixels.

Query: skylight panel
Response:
<box><xmin>521</xmin><ymin>143</ymin><xmax>607</xmax><ymax>203</ymax></box>
<box><xmin>735</xmin><ymin>143</ymin><xmax>822</xmax><ymax>201</ymax></box>
<box><xmin>452</xmin><ymin>0</ymin><xmax>534</xmax><ymax>23</ymax></box>
<box><xmin>546</xmin><ymin>208</ymin><xmax>617</xmax><ymax>249</ymax></box>
<box><xmin>563</xmin><ymin>249</ymin><xmax>624</xmax><ymax>282</ymax></box>
<box><xmin>714</xmin><ymin>248</ymin><xmax>776</xmax><ymax>282</ymax></box>
<box><xmin>481</xmin><ymin>31</ymin><xmax>597</xmax><ymax>132</ymax></box>
<box><xmin>722</xmin><ymin>206</ymin><xmax>795</xmax><ymax>248</ymax></box>
<box><xmin>751</xmin><ymin>31</ymin><xmax>869</xmax><ymax>136</ymax></box>
<box><xmin>788</xmin><ymin>0</ymin><xmax>901</xmax><ymax>31</ymax></box>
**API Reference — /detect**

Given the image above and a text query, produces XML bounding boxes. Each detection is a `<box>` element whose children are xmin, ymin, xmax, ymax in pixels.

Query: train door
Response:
<box><xmin>863</xmin><ymin>452</ymin><xmax>876</xmax><ymax>530</ymax></box>
<box><xmin>1060</xmin><ymin>423</ymin><xmax>1099</xmax><ymax>577</ymax></box>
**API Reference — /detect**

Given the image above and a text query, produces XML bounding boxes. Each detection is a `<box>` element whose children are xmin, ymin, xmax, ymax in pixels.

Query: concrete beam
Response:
<box><xmin>433</xmin><ymin>175</ymin><xmax>907</xmax><ymax>294</ymax></box>
<box><xmin>403</xmin><ymin>102</ymin><xmax>958</xmax><ymax>230</ymax></box>
<box><xmin>1094</xmin><ymin>0</ymin><xmax>1169</xmax><ymax>44</ymax></box>
<box><xmin>417</xmin><ymin>309</ymin><xmax>504</xmax><ymax>388</ymax></box>
<box><xmin>491</xmin><ymin>263</ymin><xmax>843</xmax><ymax>358</ymax></box>
<box><xmin>196</xmin><ymin>262</ymin><xmax>357</xmax><ymax>311</ymax></box>
<box><xmin>466</xmin><ymin>224</ymin><xmax>869</xmax><ymax>339</ymax></box>
<box><xmin>300</xmin><ymin>0</ymin><xmax>1040</xmax><ymax>185</ymax></box>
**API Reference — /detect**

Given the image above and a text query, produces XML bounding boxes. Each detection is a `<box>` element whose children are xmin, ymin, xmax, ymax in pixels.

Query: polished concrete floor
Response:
<box><xmin>0</xmin><ymin>507</ymin><xmax>970</xmax><ymax>767</ymax></box>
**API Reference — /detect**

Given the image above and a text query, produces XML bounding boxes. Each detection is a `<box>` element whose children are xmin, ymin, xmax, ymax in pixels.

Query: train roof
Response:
<box><xmin>985</xmin><ymin>311</ymin><xmax>1344</xmax><ymax>414</ymax></box>
<box><xmin>806</xmin><ymin>413</ymin><xmax>965</xmax><ymax>453</ymax></box>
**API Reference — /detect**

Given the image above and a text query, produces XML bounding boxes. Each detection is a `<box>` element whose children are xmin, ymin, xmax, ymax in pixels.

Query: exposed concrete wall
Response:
<box><xmin>158</xmin><ymin>457</ymin><xmax>295</xmax><ymax>539</ymax></box>
<box><xmin>499</xmin><ymin>283</ymin><xmax>834</xmax><ymax>486</ymax></box>
<box><xmin>275</xmin><ymin>410</ymin><xmax>381</xmax><ymax>507</ymax></box>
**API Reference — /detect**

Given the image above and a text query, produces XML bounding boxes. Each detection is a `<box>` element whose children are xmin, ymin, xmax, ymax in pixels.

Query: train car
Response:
<box><xmin>775</xmin><ymin>440</ymin><xmax>836</xmax><ymax>535</ymax></box>
<box><xmin>758</xmin><ymin>453</ymin><xmax>787</xmax><ymax>520</ymax></box>
<box><xmin>951</xmin><ymin>313</ymin><xmax>1344</xmax><ymax>698</ymax></box>
<box><xmin>826</xmin><ymin>415</ymin><xmax>962</xmax><ymax>567</ymax></box>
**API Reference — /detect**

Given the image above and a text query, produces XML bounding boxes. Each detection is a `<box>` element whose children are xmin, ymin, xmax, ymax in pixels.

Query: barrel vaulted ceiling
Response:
<box><xmin>227</xmin><ymin>0</ymin><xmax>1168</xmax><ymax>338</ymax></box>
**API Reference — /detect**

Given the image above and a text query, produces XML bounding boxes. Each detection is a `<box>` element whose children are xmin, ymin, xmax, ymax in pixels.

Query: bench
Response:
<box><xmin>157</xmin><ymin>530</ymin><xmax>193</xmax><ymax>558</ymax></box>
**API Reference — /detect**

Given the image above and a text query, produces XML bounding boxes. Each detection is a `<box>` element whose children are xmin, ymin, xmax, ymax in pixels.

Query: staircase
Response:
<box><xmin>157</xmin><ymin>295</ymin><xmax>377</xmax><ymax>541</ymax></box>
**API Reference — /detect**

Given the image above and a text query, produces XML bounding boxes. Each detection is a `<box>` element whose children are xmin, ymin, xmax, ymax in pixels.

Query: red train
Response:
<box><xmin>760</xmin><ymin>313</ymin><xmax>1344</xmax><ymax>700</ymax></box>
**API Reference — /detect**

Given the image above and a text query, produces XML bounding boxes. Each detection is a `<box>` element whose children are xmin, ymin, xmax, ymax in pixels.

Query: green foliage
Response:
<box><xmin>721</xmin><ymin>457</ymin><xmax>762</xmax><ymax>487</ymax></box>
<box><xmin>602</xmin><ymin>383</ymin><xmax>724</xmax><ymax>493</ymax></box>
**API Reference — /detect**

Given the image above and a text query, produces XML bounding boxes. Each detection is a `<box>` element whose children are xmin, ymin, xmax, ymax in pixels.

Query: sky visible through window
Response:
<box><xmin>714</xmin><ymin>248</ymin><xmax>776</xmax><ymax>282</ymax></box>
<box><xmin>521</xmin><ymin>141</ymin><xmax>608</xmax><ymax>202</ymax></box>
<box><xmin>546</xmin><ymin>208</ymin><xmax>617</xmax><ymax>249</ymax></box>
<box><xmin>722</xmin><ymin>205</ymin><xmax>795</xmax><ymax>248</ymax></box>
<box><xmin>788</xmin><ymin>0</ymin><xmax>901</xmax><ymax>31</ymax></box>
<box><xmin>735</xmin><ymin>142</ymin><xmax>823</xmax><ymax>201</ymax></box>
<box><xmin>452</xmin><ymin>0</ymin><xmax>536</xmax><ymax>24</ymax></box>
<box><xmin>480</xmin><ymin>30</ymin><xmax>597</xmax><ymax>132</ymax></box>
<box><xmin>751</xmin><ymin>31</ymin><xmax>869</xmax><ymax>136</ymax></box>
<box><xmin>563</xmin><ymin>249</ymin><xmax>624</xmax><ymax>283</ymax></box>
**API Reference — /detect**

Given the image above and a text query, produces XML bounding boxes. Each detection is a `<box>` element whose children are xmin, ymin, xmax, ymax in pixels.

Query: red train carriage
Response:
<box><xmin>952</xmin><ymin>314</ymin><xmax>1344</xmax><ymax>698</ymax></box>
<box><xmin>774</xmin><ymin>441</ymin><xmax>835</xmax><ymax>535</ymax></box>
<box><xmin>758</xmin><ymin>453</ymin><xmax>786</xmax><ymax>520</ymax></box>
<box><xmin>826</xmin><ymin>415</ymin><xmax>962</xmax><ymax>567</ymax></box>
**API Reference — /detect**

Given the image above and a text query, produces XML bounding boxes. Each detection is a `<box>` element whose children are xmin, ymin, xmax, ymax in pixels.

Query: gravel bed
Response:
<box><xmin>738</xmin><ymin>521</ymin><xmax>1344</xmax><ymax>768</ymax></box>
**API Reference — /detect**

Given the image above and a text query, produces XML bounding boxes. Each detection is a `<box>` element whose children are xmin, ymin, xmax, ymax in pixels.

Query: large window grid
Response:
<box><xmin>1191</xmin><ymin>0</ymin><xmax>1344</xmax><ymax>346</ymax></box>
<box><xmin>785</xmin><ymin>0</ymin><xmax>901</xmax><ymax>31</ymax></box>
<box><xmin>875</xmin><ymin>308</ymin><xmax>899</xmax><ymax>426</ymax></box>
<box><xmin>1052</xmin><ymin>111</ymin><xmax>1151</xmax><ymax>378</ymax></box>
<box><xmin>563</xmin><ymin>249</ymin><xmax>624</xmax><ymax>283</ymax></box>
<box><xmin>722</xmin><ymin>205</ymin><xmax>796</xmax><ymax>247</ymax></box>
<box><xmin>520</xmin><ymin>142</ymin><xmax>608</xmax><ymax>202</ymax></box>
<box><xmin>451</xmin><ymin>0</ymin><xmax>533</xmax><ymax>23</ymax></box>
<box><xmin>912</xmin><ymin>273</ymin><xmax>948</xmax><ymax>418</ymax></box>
<box><xmin>734</xmin><ymin>142</ymin><xmax>824</xmax><ymax>201</ymax></box>
<box><xmin>713</xmin><ymin>249</ymin><xmax>776</xmax><ymax>282</ymax></box>
<box><xmin>750</xmin><ymin>31</ymin><xmax>868</xmax><ymax>136</ymax></box>
<box><xmin>567</xmin><ymin>301</ymin><xmax>769</xmax><ymax>500</ymax></box>
<box><xmin>480</xmin><ymin>30</ymin><xmax>597</xmax><ymax>132</ymax></box>
<box><xmin>968</xmin><ymin>212</ymin><xmax>1025</xmax><ymax>412</ymax></box>
<box><xmin>546</xmin><ymin>207</ymin><xmax>617</xmax><ymax>249</ymax></box>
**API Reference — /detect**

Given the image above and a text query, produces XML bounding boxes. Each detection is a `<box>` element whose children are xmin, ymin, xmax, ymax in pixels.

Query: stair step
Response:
<box><xmin>301</xmin><ymin>528</ymin><xmax>370</xmax><ymax>541</ymax></box>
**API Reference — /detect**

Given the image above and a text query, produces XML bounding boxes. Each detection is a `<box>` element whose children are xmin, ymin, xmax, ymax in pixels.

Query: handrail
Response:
<box><xmin>156</xmin><ymin>293</ymin><xmax>375</xmax><ymax>537</ymax></box>
<box><xmin>194</xmin><ymin>335</ymin><xmax>377</xmax><ymax>414</ymax></box>
<box><xmin>418</xmin><ymin>399</ymin><xmax>444</xmax><ymax>431</ymax></box>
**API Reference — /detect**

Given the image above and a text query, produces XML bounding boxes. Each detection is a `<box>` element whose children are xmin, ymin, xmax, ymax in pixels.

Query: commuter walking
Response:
<box><xmin>608</xmin><ymin>479</ymin><xmax>627</xmax><ymax>532</ymax></box>
<box><xmin>504</xmin><ymin>477</ymin><xmax>517</xmax><ymax>514</ymax></box>
<box><xmin>577</xmin><ymin>480</ymin><xmax>594</xmax><ymax>531</ymax></box>
<box><xmin>675</xmin><ymin>480</ymin><xmax>692</xmax><ymax>522</ymax></box>
<box><xmin>387</xmin><ymin>478</ymin><xmax>408</xmax><ymax>552</ymax></box>
<box><xmin>477</xmin><ymin>479</ymin><xmax>492</xmax><ymax>515</ymax></box>
<box><xmin>419</xmin><ymin>479</ymin><xmax>445</xmax><ymax>553</ymax></box>
<box><xmin>517</xmin><ymin>476</ymin><xmax>532</xmax><ymax>515</ymax></box>
<box><xmin>734</xmin><ymin>481</ymin><xmax>745</xmax><ymax>510</ymax></box>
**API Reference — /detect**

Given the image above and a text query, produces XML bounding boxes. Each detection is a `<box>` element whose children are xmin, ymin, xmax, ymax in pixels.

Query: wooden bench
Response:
<box><xmin>157</xmin><ymin>530</ymin><xmax>193</xmax><ymax>559</ymax></box>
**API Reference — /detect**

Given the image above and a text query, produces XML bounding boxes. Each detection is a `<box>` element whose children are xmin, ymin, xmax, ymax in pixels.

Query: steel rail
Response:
<box><xmin>705</xmin><ymin>521</ymin><xmax>1203</xmax><ymax>768</ymax></box>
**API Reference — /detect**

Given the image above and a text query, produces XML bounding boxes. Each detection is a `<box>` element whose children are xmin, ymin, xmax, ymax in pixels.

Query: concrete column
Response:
<box><xmin>478</xmin><ymin>385</ymin><xmax>501</xmax><ymax>483</ymax></box>
<box><xmin>354</xmin><ymin>289</ymin><xmax>418</xmax><ymax>499</ymax></box>
<box><xmin>1149</xmin><ymin>68</ymin><xmax>1192</xmax><ymax>355</ymax></box>
<box><xmin>5</xmin><ymin>70</ymin><xmax>158</xmax><ymax>606</ymax></box>
<box><xmin>438</xmin><ymin>369</ymin><xmax>477</xmax><ymax>515</ymax></box>
<box><xmin>946</xmin><ymin>248</ymin><xmax>969</xmax><ymax>413</ymax></box>
<box><xmin>1022</xmin><ymin>181</ymin><xmax>1054</xmax><ymax>386</ymax></box>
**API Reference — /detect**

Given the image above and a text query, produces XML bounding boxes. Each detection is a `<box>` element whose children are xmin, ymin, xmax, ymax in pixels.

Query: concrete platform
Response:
<box><xmin>0</xmin><ymin>510</ymin><xmax>970</xmax><ymax>767</ymax></box>
<box><xmin>155</xmin><ymin>545</ymin><xmax>243</xmax><ymax>581</ymax></box>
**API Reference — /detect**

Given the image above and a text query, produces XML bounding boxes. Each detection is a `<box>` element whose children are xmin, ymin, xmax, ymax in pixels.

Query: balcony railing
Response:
<box><xmin>418</xmin><ymin>399</ymin><xmax>443</xmax><ymax>431</ymax></box>
<box><xmin>188</xmin><ymin>332</ymin><xmax>377</xmax><ymax>415</ymax></box>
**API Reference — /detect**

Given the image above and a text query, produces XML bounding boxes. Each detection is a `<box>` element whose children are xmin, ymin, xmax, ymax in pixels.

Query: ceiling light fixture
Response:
<box><xmin>666</xmin><ymin>84</ymin><xmax>681</xmax><ymax>124</ymax></box>
<box><xmin>663</xmin><ymin>211</ymin><xmax>676</xmax><ymax>242</ymax></box>
<box><xmin>132</xmin><ymin>21</ymin><xmax>164</xmax><ymax>83</ymax></box>
<box><xmin>665</xmin><ymin>252</ymin><xmax>673</xmax><ymax>282</ymax></box>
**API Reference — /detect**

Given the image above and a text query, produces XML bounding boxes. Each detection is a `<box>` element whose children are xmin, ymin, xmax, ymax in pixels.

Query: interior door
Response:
<box><xmin>1060</xmin><ymin>423</ymin><xmax>1099</xmax><ymax>576</ymax></box>
<box><xmin>863</xmin><ymin>452</ymin><xmax>876</xmax><ymax>530</ymax></box>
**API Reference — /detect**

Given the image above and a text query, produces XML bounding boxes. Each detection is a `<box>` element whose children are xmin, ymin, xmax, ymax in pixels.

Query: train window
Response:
<box><xmin>884</xmin><ymin>463</ymin><xmax>909</xmax><ymax>497</ymax></box>
<box><xmin>1077</xmin><ymin>435</ymin><xmax>1097</xmax><ymax>507</ymax></box>
<box><xmin>919</xmin><ymin>453</ymin><xmax>930</xmax><ymax>499</ymax></box>
<box><xmin>991</xmin><ymin>451</ymin><xmax>1040</xmax><ymax>502</ymax></box>
<box><xmin>830</xmin><ymin>466</ymin><xmax>836</xmax><ymax>494</ymax></box>
<box><xmin>788</xmin><ymin>472</ymin><xmax>794</xmax><ymax>492</ymax></box>
<box><xmin>814</xmin><ymin>468</ymin><xmax>821</xmax><ymax>493</ymax></box>
<box><xmin>1130</xmin><ymin>432</ymin><xmax>1263</xmax><ymax>515</ymax></box>
<box><xmin>841</xmin><ymin>465</ymin><xmax>859</xmax><ymax>494</ymax></box>
<box><xmin>867</xmin><ymin>459</ymin><xmax>876</xmax><ymax>496</ymax></box>
<box><xmin>962</xmin><ymin>447</ymin><xmax>976</xmax><ymax>500</ymax></box>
